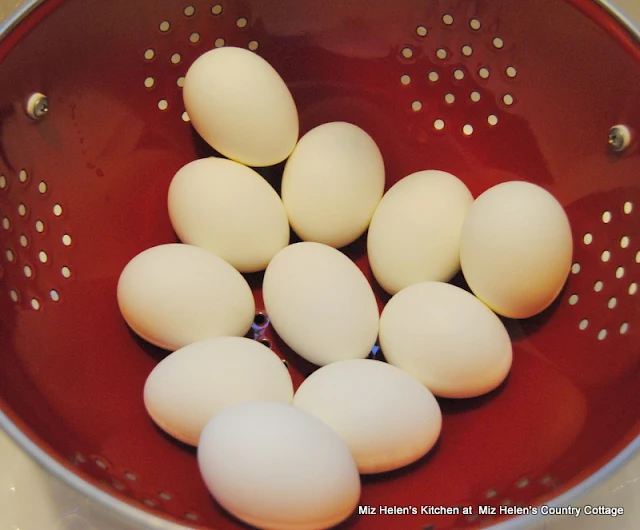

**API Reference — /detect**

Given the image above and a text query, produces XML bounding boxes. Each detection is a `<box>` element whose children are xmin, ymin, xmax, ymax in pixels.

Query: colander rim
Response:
<box><xmin>1</xmin><ymin>0</ymin><xmax>639</xmax><ymax>529</ymax></box>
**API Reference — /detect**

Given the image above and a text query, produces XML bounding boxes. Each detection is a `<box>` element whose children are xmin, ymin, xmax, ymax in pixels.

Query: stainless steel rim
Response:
<box><xmin>0</xmin><ymin>1</ymin><xmax>639</xmax><ymax>529</ymax></box>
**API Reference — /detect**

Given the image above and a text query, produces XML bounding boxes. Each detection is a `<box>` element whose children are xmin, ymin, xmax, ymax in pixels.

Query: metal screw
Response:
<box><xmin>26</xmin><ymin>93</ymin><xmax>49</xmax><ymax>120</ymax></box>
<box><xmin>608</xmin><ymin>125</ymin><xmax>631</xmax><ymax>152</ymax></box>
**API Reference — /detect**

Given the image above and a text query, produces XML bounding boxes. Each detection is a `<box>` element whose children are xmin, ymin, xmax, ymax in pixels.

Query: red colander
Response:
<box><xmin>0</xmin><ymin>0</ymin><xmax>639</xmax><ymax>529</ymax></box>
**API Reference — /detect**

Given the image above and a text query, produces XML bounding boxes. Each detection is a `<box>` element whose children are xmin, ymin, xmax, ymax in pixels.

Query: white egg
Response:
<box><xmin>198</xmin><ymin>401</ymin><xmax>361</xmax><ymax>530</ymax></box>
<box><xmin>460</xmin><ymin>181</ymin><xmax>573</xmax><ymax>319</ymax></box>
<box><xmin>263</xmin><ymin>242</ymin><xmax>379</xmax><ymax>366</ymax></box>
<box><xmin>117</xmin><ymin>244</ymin><xmax>255</xmax><ymax>350</ymax></box>
<box><xmin>293</xmin><ymin>359</ymin><xmax>442</xmax><ymax>474</ymax></box>
<box><xmin>183</xmin><ymin>47</ymin><xmax>299</xmax><ymax>167</ymax></box>
<box><xmin>281</xmin><ymin>122</ymin><xmax>385</xmax><ymax>248</ymax></box>
<box><xmin>367</xmin><ymin>170</ymin><xmax>473</xmax><ymax>295</ymax></box>
<box><xmin>168</xmin><ymin>157</ymin><xmax>289</xmax><ymax>273</ymax></box>
<box><xmin>144</xmin><ymin>337</ymin><xmax>293</xmax><ymax>446</ymax></box>
<box><xmin>379</xmin><ymin>282</ymin><xmax>512</xmax><ymax>399</ymax></box>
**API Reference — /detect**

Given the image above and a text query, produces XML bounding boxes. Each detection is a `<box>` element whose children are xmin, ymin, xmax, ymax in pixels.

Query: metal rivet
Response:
<box><xmin>26</xmin><ymin>93</ymin><xmax>49</xmax><ymax>120</ymax></box>
<box><xmin>608</xmin><ymin>125</ymin><xmax>631</xmax><ymax>152</ymax></box>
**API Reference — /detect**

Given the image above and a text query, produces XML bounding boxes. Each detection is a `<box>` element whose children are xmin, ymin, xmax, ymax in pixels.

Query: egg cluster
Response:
<box><xmin>117</xmin><ymin>46</ymin><xmax>573</xmax><ymax>530</ymax></box>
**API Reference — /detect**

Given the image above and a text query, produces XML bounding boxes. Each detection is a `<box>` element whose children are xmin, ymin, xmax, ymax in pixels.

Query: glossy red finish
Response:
<box><xmin>0</xmin><ymin>0</ymin><xmax>639</xmax><ymax>528</ymax></box>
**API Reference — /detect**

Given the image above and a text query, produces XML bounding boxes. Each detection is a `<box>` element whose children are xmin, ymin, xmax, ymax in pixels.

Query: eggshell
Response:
<box><xmin>460</xmin><ymin>181</ymin><xmax>573</xmax><ymax>319</ymax></box>
<box><xmin>198</xmin><ymin>401</ymin><xmax>361</xmax><ymax>530</ymax></box>
<box><xmin>293</xmin><ymin>359</ymin><xmax>442</xmax><ymax>473</ymax></box>
<box><xmin>168</xmin><ymin>157</ymin><xmax>289</xmax><ymax>273</ymax></box>
<box><xmin>281</xmin><ymin>122</ymin><xmax>385</xmax><ymax>248</ymax></box>
<box><xmin>144</xmin><ymin>337</ymin><xmax>293</xmax><ymax>446</ymax></box>
<box><xmin>183</xmin><ymin>47</ymin><xmax>299</xmax><ymax>167</ymax></box>
<box><xmin>379</xmin><ymin>281</ymin><xmax>512</xmax><ymax>398</ymax></box>
<box><xmin>367</xmin><ymin>170</ymin><xmax>473</xmax><ymax>295</ymax></box>
<box><xmin>117</xmin><ymin>244</ymin><xmax>255</xmax><ymax>350</ymax></box>
<box><xmin>263</xmin><ymin>242</ymin><xmax>379</xmax><ymax>366</ymax></box>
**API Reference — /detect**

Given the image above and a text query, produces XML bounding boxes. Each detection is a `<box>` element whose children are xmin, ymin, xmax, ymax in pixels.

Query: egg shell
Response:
<box><xmin>168</xmin><ymin>157</ymin><xmax>290</xmax><ymax>273</ymax></box>
<box><xmin>117</xmin><ymin>244</ymin><xmax>255</xmax><ymax>351</ymax></box>
<box><xmin>144</xmin><ymin>337</ymin><xmax>293</xmax><ymax>446</ymax></box>
<box><xmin>183</xmin><ymin>47</ymin><xmax>299</xmax><ymax>167</ymax></box>
<box><xmin>379</xmin><ymin>281</ymin><xmax>513</xmax><ymax>398</ymax></box>
<box><xmin>198</xmin><ymin>401</ymin><xmax>361</xmax><ymax>530</ymax></box>
<box><xmin>281</xmin><ymin>122</ymin><xmax>385</xmax><ymax>248</ymax></box>
<box><xmin>293</xmin><ymin>359</ymin><xmax>442</xmax><ymax>474</ymax></box>
<box><xmin>460</xmin><ymin>181</ymin><xmax>573</xmax><ymax>319</ymax></box>
<box><xmin>263</xmin><ymin>242</ymin><xmax>379</xmax><ymax>366</ymax></box>
<box><xmin>367</xmin><ymin>170</ymin><xmax>473</xmax><ymax>295</ymax></box>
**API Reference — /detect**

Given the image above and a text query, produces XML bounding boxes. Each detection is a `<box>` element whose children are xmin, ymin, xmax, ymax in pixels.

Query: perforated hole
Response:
<box><xmin>211</xmin><ymin>4</ymin><xmax>223</xmax><ymax>15</ymax></box>
<box><xmin>629</xmin><ymin>282</ymin><xmax>638</xmax><ymax>295</ymax></box>
<box><xmin>402</xmin><ymin>47</ymin><xmax>413</xmax><ymax>59</ymax></box>
<box><xmin>506</xmin><ymin>66</ymin><xmax>517</xmax><ymax>78</ymax></box>
<box><xmin>248</xmin><ymin>40</ymin><xmax>259</xmax><ymax>51</ymax></box>
<box><xmin>602</xmin><ymin>211</ymin><xmax>612</xmax><ymax>223</ymax></box>
<box><xmin>445</xmin><ymin>93</ymin><xmax>455</xmax><ymax>104</ymax></box>
<box><xmin>18</xmin><ymin>203</ymin><xmax>26</xmax><ymax>217</ymax></box>
<box><xmin>411</xmin><ymin>101</ymin><xmax>423</xmax><ymax>112</ymax></box>
<box><xmin>400</xmin><ymin>74</ymin><xmax>411</xmax><ymax>86</ymax></box>
<box><xmin>2</xmin><ymin>217</ymin><xmax>10</xmax><ymax>230</ymax></box>
<box><xmin>144</xmin><ymin>499</ymin><xmax>157</xmax><ymax>508</ymax></box>
<box><xmin>6</xmin><ymin>249</ymin><xmax>14</xmax><ymax>262</ymax></box>
<box><xmin>428</xmin><ymin>71</ymin><xmax>439</xmax><ymax>82</ymax></box>
<box><xmin>38</xmin><ymin>181</ymin><xmax>48</xmax><ymax>194</ymax></box>
<box><xmin>144</xmin><ymin>49</ymin><xmax>155</xmax><ymax>60</ymax></box>
<box><xmin>95</xmin><ymin>458</ymin><xmax>108</xmax><ymax>470</ymax></box>
<box><xmin>62</xmin><ymin>234</ymin><xmax>72</xmax><ymax>246</ymax></box>
<box><xmin>158</xmin><ymin>99</ymin><xmax>168</xmax><ymax>111</ymax></box>
<box><xmin>479</xmin><ymin>67</ymin><xmax>490</xmax><ymax>79</ymax></box>
<box><xmin>488</xmin><ymin>114</ymin><xmax>499</xmax><ymax>126</ymax></box>
<box><xmin>183</xmin><ymin>5</ymin><xmax>195</xmax><ymax>16</ymax></box>
<box><xmin>0</xmin><ymin>175</ymin><xmax>6</xmax><ymax>188</ymax></box>
<box><xmin>601</xmin><ymin>250</ymin><xmax>611</xmax><ymax>262</ymax></box>
<box><xmin>236</xmin><ymin>17</ymin><xmax>248</xmax><ymax>28</ymax></box>
<box><xmin>23</xmin><ymin>265</ymin><xmax>33</xmax><ymax>278</ymax></box>
<box><xmin>124</xmin><ymin>472</ymin><xmax>137</xmax><ymax>482</ymax></box>
<box><xmin>436</xmin><ymin>48</ymin><xmax>448</xmax><ymax>60</ymax></box>
<box><xmin>19</xmin><ymin>235</ymin><xmax>28</xmax><ymax>247</ymax></box>
<box><xmin>579</xmin><ymin>319</ymin><xmax>589</xmax><ymax>331</ymax></box>
<box><xmin>19</xmin><ymin>169</ymin><xmax>28</xmax><ymax>183</ymax></box>
<box><xmin>181</xmin><ymin>111</ymin><xmax>190</xmax><ymax>122</ymax></box>
<box><xmin>434</xmin><ymin>119</ymin><xmax>445</xmax><ymax>131</ymax></box>
<box><xmin>159</xmin><ymin>492</ymin><xmax>173</xmax><ymax>501</ymax></box>
<box><xmin>608</xmin><ymin>297</ymin><xmax>617</xmax><ymax>309</ymax></box>
<box><xmin>621</xmin><ymin>236</ymin><xmax>630</xmax><ymax>249</ymax></box>
<box><xmin>50</xmin><ymin>290</ymin><xmax>60</xmax><ymax>302</ymax></box>
<box><xmin>583</xmin><ymin>233</ymin><xmax>593</xmax><ymax>245</ymax></box>
<box><xmin>598</xmin><ymin>329</ymin><xmax>608</xmax><ymax>341</ymax></box>
<box><xmin>159</xmin><ymin>21</ymin><xmax>171</xmax><ymax>32</ymax></box>
<box><xmin>61</xmin><ymin>266</ymin><xmax>72</xmax><ymax>279</ymax></box>
<box><xmin>517</xmin><ymin>478</ymin><xmax>530</xmax><ymax>488</ymax></box>
<box><xmin>470</xmin><ymin>91</ymin><xmax>481</xmax><ymax>102</ymax></box>
<box><xmin>462</xmin><ymin>124</ymin><xmax>474</xmax><ymax>136</ymax></box>
<box><xmin>170</xmin><ymin>53</ymin><xmax>182</xmax><ymax>64</ymax></box>
<box><xmin>9</xmin><ymin>289</ymin><xmax>18</xmax><ymax>303</ymax></box>
<box><xmin>568</xmin><ymin>294</ymin><xmax>579</xmax><ymax>305</ymax></box>
<box><xmin>416</xmin><ymin>26</ymin><xmax>428</xmax><ymax>37</ymax></box>
<box><xmin>442</xmin><ymin>14</ymin><xmax>454</xmax><ymax>25</ymax></box>
<box><xmin>620</xmin><ymin>322</ymin><xmax>629</xmax><ymax>334</ymax></box>
<box><xmin>462</xmin><ymin>45</ymin><xmax>473</xmax><ymax>57</ymax></box>
<box><xmin>453</xmin><ymin>69</ymin><xmax>465</xmax><ymax>80</ymax></box>
<box><xmin>53</xmin><ymin>204</ymin><xmax>63</xmax><ymax>216</ymax></box>
<box><xmin>470</xmin><ymin>19</ymin><xmax>481</xmax><ymax>30</ymax></box>
<box><xmin>637</xmin><ymin>251</ymin><xmax>640</xmax><ymax>263</ymax></box>
<box><xmin>624</xmin><ymin>201</ymin><xmax>633</xmax><ymax>214</ymax></box>
<box><xmin>486</xmin><ymin>489</ymin><xmax>498</xmax><ymax>499</ymax></box>
<box><xmin>503</xmin><ymin>94</ymin><xmax>514</xmax><ymax>106</ymax></box>
<box><xmin>493</xmin><ymin>37</ymin><xmax>505</xmax><ymax>49</ymax></box>
<box><xmin>31</xmin><ymin>298</ymin><xmax>40</xmax><ymax>310</ymax></box>
<box><xmin>616</xmin><ymin>266</ymin><xmax>625</xmax><ymax>279</ymax></box>
<box><xmin>594</xmin><ymin>281</ymin><xmax>604</xmax><ymax>292</ymax></box>
<box><xmin>177</xmin><ymin>76</ymin><xmax>185</xmax><ymax>87</ymax></box>
<box><xmin>189</xmin><ymin>32</ymin><xmax>201</xmax><ymax>44</ymax></box>
<box><xmin>215</xmin><ymin>38</ymin><xmax>226</xmax><ymax>48</ymax></box>
<box><xmin>112</xmin><ymin>481</ymin><xmax>125</xmax><ymax>491</ymax></box>
<box><xmin>35</xmin><ymin>220</ymin><xmax>45</xmax><ymax>233</ymax></box>
<box><xmin>185</xmin><ymin>513</ymin><xmax>199</xmax><ymax>522</ymax></box>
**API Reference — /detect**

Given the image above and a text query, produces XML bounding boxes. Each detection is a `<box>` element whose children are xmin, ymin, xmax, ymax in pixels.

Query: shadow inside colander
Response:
<box><xmin>128</xmin><ymin>327</ymin><xmax>172</xmax><ymax>364</ymax></box>
<box><xmin>437</xmin><ymin>378</ymin><xmax>509</xmax><ymax>416</ymax></box>
<box><xmin>151</xmin><ymin>422</ymin><xmax>197</xmax><ymax>456</ymax></box>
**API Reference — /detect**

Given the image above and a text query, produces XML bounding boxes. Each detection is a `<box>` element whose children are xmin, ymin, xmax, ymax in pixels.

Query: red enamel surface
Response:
<box><xmin>0</xmin><ymin>0</ymin><xmax>639</xmax><ymax>529</ymax></box>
